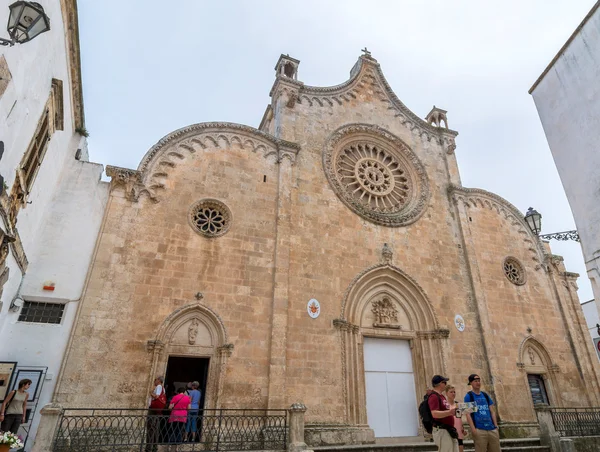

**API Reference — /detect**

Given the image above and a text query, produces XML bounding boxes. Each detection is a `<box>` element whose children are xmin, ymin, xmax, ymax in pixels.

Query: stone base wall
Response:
<box><xmin>567</xmin><ymin>436</ymin><xmax>600</xmax><ymax>452</ymax></box>
<box><xmin>498</xmin><ymin>422</ymin><xmax>540</xmax><ymax>439</ymax></box>
<box><xmin>305</xmin><ymin>424</ymin><xmax>375</xmax><ymax>446</ymax></box>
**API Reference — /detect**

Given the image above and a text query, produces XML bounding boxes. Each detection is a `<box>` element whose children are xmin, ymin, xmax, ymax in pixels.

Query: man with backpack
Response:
<box><xmin>464</xmin><ymin>374</ymin><xmax>501</xmax><ymax>452</ymax></box>
<box><xmin>422</xmin><ymin>375</ymin><xmax>459</xmax><ymax>452</ymax></box>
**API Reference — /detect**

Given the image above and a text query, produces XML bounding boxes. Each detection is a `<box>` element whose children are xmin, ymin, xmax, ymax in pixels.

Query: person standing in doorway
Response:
<box><xmin>445</xmin><ymin>384</ymin><xmax>466</xmax><ymax>452</ymax></box>
<box><xmin>146</xmin><ymin>376</ymin><xmax>166</xmax><ymax>452</ymax></box>
<box><xmin>184</xmin><ymin>381</ymin><xmax>201</xmax><ymax>442</ymax></box>
<box><xmin>0</xmin><ymin>378</ymin><xmax>31</xmax><ymax>434</ymax></box>
<box><xmin>168</xmin><ymin>387</ymin><xmax>191</xmax><ymax>450</ymax></box>
<box><xmin>428</xmin><ymin>375</ymin><xmax>459</xmax><ymax>452</ymax></box>
<box><xmin>464</xmin><ymin>374</ymin><xmax>501</xmax><ymax>452</ymax></box>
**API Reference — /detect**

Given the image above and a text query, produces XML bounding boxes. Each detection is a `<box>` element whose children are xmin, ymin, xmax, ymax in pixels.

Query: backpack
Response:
<box><xmin>418</xmin><ymin>392</ymin><xmax>442</xmax><ymax>434</ymax></box>
<box><xmin>466</xmin><ymin>391</ymin><xmax>492</xmax><ymax>428</ymax></box>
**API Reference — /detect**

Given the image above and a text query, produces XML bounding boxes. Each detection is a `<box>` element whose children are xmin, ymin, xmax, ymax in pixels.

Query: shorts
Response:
<box><xmin>458</xmin><ymin>439</ymin><xmax>463</xmax><ymax>446</ymax></box>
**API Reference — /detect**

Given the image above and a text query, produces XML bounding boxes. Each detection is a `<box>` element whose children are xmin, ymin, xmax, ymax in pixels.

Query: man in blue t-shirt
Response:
<box><xmin>464</xmin><ymin>374</ymin><xmax>501</xmax><ymax>452</ymax></box>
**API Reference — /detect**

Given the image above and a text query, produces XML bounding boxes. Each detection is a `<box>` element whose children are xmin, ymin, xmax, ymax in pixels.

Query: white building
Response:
<box><xmin>581</xmin><ymin>300</ymin><xmax>600</xmax><ymax>361</ymax></box>
<box><xmin>530</xmin><ymin>2</ymin><xmax>600</xmax><ymax>342</ymax></box>
<box><xmin>0</xmin><ymin>0</ymin><xmax>107</xmax><ymax>448</ymax></box>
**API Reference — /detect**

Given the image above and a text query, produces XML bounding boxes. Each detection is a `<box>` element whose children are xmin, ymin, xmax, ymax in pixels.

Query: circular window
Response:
<box><xmin>189</xmin><ymin>199</ymin><xmax>232</xmax><ymax>238</ymax></box>
<box><xmin>503</xmin><ymin>257</ymin><xmax>526</xmax><ymax>285</ymax></box>
<box><xmin>323</xmin><ymin>124</ymin><xmax>429</xmax><ymax>226</ymax></box>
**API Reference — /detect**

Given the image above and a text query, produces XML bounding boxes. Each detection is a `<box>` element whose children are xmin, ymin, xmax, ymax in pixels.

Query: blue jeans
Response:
<box><xmin>186</xmin><ymin>409</ymin><xmax>199</xmax><ymax>433</ymax></box>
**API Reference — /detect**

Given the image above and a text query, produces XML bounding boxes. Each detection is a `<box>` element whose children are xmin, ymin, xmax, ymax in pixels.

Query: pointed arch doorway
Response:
<box><xmin>336</xmin><ymin>264</ymin><xmax>447</xmax><ymax>439</ymax></box>
<box><xmin>147</xmin><ymin>303</ymin><xmax>233</xmax><ymax>410</ymax></box>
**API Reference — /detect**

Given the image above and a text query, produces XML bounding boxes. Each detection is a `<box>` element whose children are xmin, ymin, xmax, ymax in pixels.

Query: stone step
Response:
<box><xmin>465</xmin><ymin>438</ymin><xmax>543</xmax><ymax>449</ymax></box>
<box><xmin>313</xmin><ymin>437</ymin><xmax>546</xmax><ymax>452</ymax></box>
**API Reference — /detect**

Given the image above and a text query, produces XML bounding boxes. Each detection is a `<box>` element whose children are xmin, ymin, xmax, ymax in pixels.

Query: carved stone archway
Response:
<box><xmin>517</xmin><ymin>335</ymin><xmax>562</xmax><ymax>409</ymax></box>
<box><xmin>146</xmin><ymin>303</ymin><xmax>233</xmax><ymax>410</ymax></box>
<box><xmin>335</xmin><ymin>260</ymin><xmax>447</xmax><ymax>428</ymax></box>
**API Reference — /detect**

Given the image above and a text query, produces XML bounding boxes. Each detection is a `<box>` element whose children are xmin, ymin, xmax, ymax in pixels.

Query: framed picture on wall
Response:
<box><xmin>10</xmin><ymin>369</ymin><xmax>44</xmax><ymax>401</ymax></box>
<box><xmin>0</xmin><ymin>361</ymin><xmax>17</xmax><ymax>402</ymax></box>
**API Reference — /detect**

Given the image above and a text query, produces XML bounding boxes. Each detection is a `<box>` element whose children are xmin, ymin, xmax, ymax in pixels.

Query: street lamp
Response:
<box><xmin>0</xmin><ymin>1</ymin><xmax>50</xmax><ymax>47</ymax></box>
<box><xmin>524</xmin><ymin>207</ymin><xmax>580</xmax><ymax>242</ymax></box>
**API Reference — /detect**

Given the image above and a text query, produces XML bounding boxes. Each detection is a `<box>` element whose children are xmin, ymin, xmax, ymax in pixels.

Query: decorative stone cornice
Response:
<box><xmin>449</xmin><ymin>184</ymin><xmax>546</xmax><ymax>270</ymax></box>
<box><xmin>416</xmin><ymin>329</ymin><xmax>450</xmax><ymax>340</ymax></box>
<box><xmin>146</xmin><ymin>340</ymin><xmax>165</xmax><ymax>353</ymax></box>
<box><xmin>138</xmin><ymin>122</ymin><xmax>300</xmax><ymax>173</ymax></box>
<box><xmin>333</xmin><ymin>319</ymin><xmax>360</xmax><ymax>333</ymax></box>
<box><xmin>217</xmin><ymin>343</ymin><xmax>234</xmax><ymax>357</ymax></box>
<box><xmin>106</xmin><ymin>165</ymin><xmax>157</xmax><ymax>203</ymax></box>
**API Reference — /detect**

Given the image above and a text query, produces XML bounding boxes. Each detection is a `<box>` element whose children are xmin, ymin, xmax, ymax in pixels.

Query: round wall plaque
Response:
<box><xmin>307</xmin><ymin>299</ymin><xmax>320</xmax><ymax>319</ymax></box>
<box><xmin>454</xmin><ymin>314</ymin><xmax>465</xmax><ymax>332</ymax></box>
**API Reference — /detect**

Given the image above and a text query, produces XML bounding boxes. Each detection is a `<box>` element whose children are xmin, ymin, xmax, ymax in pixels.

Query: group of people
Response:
<box><xmin>146</xmin><ymin>376</ymin><xmax>202</xmax><ymax>452</ymax></box>
<box><xmin>0</xmin><ymin>378</ymin><xmax>31</xmax><ymax>436</ymax></box>
<box><xmin>427</xmin><ymin>373</ymin><xmax>500</xmax><ymax>452</ymax></box>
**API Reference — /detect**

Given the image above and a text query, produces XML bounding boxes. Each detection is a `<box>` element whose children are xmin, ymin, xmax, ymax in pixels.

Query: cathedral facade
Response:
<box><xmin>53</xmin><ymin>53</ymin><xmax>600</xmax><ymax>444</ymax></box>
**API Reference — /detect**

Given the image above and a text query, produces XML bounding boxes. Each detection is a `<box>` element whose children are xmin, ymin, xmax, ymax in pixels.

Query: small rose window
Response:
<box><xmin>189</xmin><ymin>199</ymin><xmax>232</xmax><ymax>237</ymax></box>
<box><xmin>503</xmin><ymin>257</ymin><xmax>526</xmax><ymax>285</ymax></box>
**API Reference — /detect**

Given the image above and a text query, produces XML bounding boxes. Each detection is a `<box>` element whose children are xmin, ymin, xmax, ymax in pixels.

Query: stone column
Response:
<box><xmin>559</xmin><ymin>439</ymin><xmax>575</xmax><ymax>452</ymax></box>
<box><xmin>535</xmin><ymin>406</ymin><xmax>560</xmax><ymax>452</ymax></box>
<box><xmin>288</xmin><ymin>403</ymin><xmax>311</xmax><ymax>452</ymax></box>
<box><xmin>31</xmin><ymin>403</ymin><xmax>63</xmax><ymax>452</ymax></box>
<box><xmin>267</xmin><ymin>154</ymin><xmax>294</xmax><ymax>409</ymax></box>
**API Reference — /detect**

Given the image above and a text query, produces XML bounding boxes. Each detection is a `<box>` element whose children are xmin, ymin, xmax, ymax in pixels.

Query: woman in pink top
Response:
<box><xmin>168</xmin><ymin>387</ymin><xmax>191</xmax><ymax>449</ymax></box>
<box><xmin>445</xmin><ymin>384</ymin><xmax>466</xmax><ymax>452</ymax></box>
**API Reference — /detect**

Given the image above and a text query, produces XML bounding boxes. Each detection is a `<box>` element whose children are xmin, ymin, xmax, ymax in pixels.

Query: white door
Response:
<box><xmin>364</xmin><ymin>337</ymin><xmax>419</xmax><ymax>437</ymax></box>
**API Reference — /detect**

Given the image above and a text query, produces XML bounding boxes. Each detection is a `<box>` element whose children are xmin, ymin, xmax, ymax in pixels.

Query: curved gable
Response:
<box><xmin>450</xmin><ymin>184</ymin><xmax>547</xmax><ymax>270</ymax></box>
<box><xmin>107</xmin><ymin>122</ymin><xmax>300</xmax><ymax>203</ymax></box>
<box><xmin>297</xmin><ymin>55</ymin><xmax>458</xmax><ymax>144</ymax></box>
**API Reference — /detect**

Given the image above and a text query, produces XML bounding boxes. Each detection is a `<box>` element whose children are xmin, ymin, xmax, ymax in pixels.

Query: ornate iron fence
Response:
<box><xmin>550</xmin><ymin>407</ymin><xmax>600</xmax><ymax>437</ymax></box>
<box><xmin>52</xmin><ymin>408</ymin><xmax>287</xmax><ymax>451</ymax></box>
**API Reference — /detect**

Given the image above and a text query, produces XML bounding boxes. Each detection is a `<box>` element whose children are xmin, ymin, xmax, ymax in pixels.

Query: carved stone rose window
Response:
<box><xmin>323</xmin><ymin>124</ymin><xmax>430</xmax><ymax>226</ymax></box>
<box><xmin>189</xmin><ymin>199</ymin><xmax>232</xmax><ymax>238</ymax></box>
<box><xmin>503</xmin><ymin>256</ymin><xmax>526</xmax><ymax>285</ymax></box>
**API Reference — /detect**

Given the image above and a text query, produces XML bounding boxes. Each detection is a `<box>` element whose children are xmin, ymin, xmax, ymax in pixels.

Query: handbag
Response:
<box><xmin>149</xmin><ymin>386</ymin><xmax>167</xmax><ymax>410</ymax></box>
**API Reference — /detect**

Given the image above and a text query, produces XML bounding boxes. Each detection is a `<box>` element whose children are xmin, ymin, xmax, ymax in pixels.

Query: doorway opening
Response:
<box><xmin>164</xmin><ymin>356</ymin><xmax>210</xmax><ymax>408</ymax></box>
<box><xmin>364</xmin><ymin>337</ymin><xmax>419</xmax><ymax>438</ymax></box>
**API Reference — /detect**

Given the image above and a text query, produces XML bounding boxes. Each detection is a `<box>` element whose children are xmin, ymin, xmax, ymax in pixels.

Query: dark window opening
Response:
<box><xmin>527</xmin><ymin>374</ymin><xmax>549</xmax><ymax>405</ymax></box>
<box><xmin>18</xmin><ymin>301</ymin><xmax>65</xmax><ymax>324</ymax></box>
<box><xmin>283</xmin><ymin>62</ymin><xmax>295</xmax><ymax>78</ymax></box>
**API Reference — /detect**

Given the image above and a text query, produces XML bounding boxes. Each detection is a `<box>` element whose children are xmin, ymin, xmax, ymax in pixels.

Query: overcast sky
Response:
<box><xmin>78</xmin><ymin>0</ymin><xmax>596</xmax><ymax>302</ymax></box>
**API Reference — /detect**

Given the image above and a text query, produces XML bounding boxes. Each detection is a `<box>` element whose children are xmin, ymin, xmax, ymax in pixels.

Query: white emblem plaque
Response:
<box><xmin>307</xmin><ymin>299</ymin><xmax>320</xmax><ymax>319</ymax></box>
<box><xmin>454</xmin><ymin>314</ymin><xmax>465</xmax><ymax>332</ymax></box>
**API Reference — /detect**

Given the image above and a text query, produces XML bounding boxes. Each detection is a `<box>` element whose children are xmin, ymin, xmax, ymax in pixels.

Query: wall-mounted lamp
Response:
<box><xmin>0</xmin><ymin>2</ymin><xmax>50</xmax><ymax>47</ymax></box>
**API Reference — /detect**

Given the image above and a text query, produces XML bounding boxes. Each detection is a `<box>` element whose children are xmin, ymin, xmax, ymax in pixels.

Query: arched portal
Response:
<box><xmin>146</xmin><ymin>303</ymin><xmax>233</xmax><ymax>410</ymax></box>
<box><xmin>517</xmin><ymin>335</ymin><xmax>563</xmax><ymax>410</ymax></box>
<box><xmin>336</xmin><ymin>263</ymin><xmax>447</xmax><ymax>437</ymax></box>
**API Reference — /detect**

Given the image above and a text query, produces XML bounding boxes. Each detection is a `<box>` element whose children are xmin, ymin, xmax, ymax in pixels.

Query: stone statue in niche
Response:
<box><xmin>371</xmin><ymin>297</ymin><xmax>401</xmax><ymax>329</ymax></box>
<box><xmin>528</xmin><ymin>347</ymin><xmax>536</xmax><ymax>365</ymax></box>
<box><xmin>188</xmin><ymin>318</ymin><xmax>200</xmax><ymax>345</ymax></box>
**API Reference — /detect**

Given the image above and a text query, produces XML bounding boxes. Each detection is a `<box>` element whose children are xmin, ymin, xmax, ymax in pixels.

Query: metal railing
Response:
<box><xmin>52</xmin><ymin>408</ymin><xmax>287</xmax><ymax>451</ymax></box>
<box><xmin>549</xmin><ymin>407</ymin><xmax>600</xmax><ymax>437</ymax></box>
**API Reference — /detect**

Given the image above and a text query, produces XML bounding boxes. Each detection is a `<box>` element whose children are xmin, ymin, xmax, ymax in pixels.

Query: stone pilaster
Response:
<box><xmin>288</xmin><ymin>403</ymin><xmax>311</xmax><ymax>452</ymax></box>
<box><xmin>267</xmin><ymin>155</ymin><xmax>294</xmax><ymax>409</ymax></box>
<box><xmin>31</xmin><ymin>403</ymin><xmax>63</xmax><ymax>452</ymax></box>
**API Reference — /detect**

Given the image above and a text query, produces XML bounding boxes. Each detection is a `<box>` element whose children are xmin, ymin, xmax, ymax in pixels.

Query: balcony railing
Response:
<box><xmin>52</xmin><ymin>408</ymin><xmax>287</xmax><ymax>451</ymax></box>
<box><xmin>549</xmin><ymin>407</ymin><xmax>600</xmax><ymax>437</ymax></box>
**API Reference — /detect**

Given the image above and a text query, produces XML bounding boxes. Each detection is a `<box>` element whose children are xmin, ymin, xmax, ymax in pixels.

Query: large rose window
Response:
<box><xmin>323</xmin><ymin>124</ymin><xmax>429</xmax><ymax>226</ymax></box>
